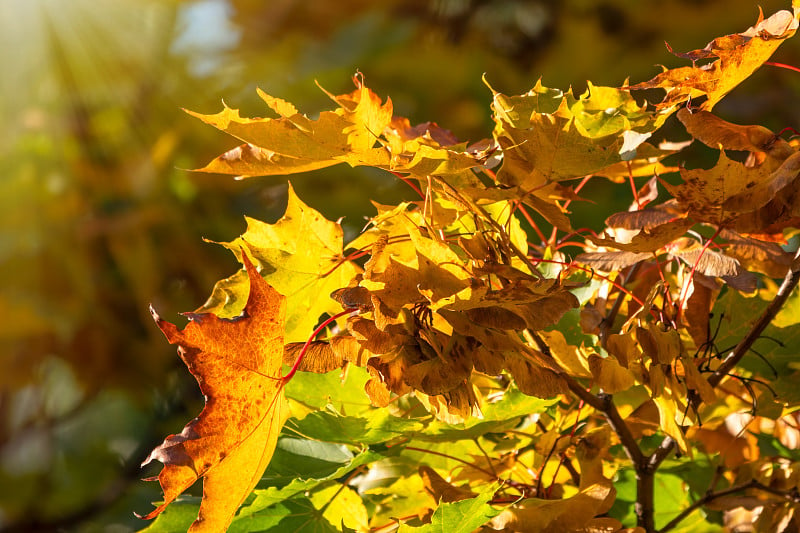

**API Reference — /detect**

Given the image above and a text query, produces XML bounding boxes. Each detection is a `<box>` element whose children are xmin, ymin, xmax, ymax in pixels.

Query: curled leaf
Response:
<box><xmin>629</xmin><ymin>8</ymin><xmax>799</xmax><ymax>110</ymax></box>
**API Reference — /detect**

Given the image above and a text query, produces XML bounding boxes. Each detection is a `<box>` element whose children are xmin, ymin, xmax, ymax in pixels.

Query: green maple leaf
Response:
<box><xmin>398</xmin><ymin>485</ymin><xmax>503</xmax><ymax>533</ymax></box>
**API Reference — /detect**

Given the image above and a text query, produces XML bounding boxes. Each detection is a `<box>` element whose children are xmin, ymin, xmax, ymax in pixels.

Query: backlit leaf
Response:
<box><xmin>141</xmin><ymin>254</ymin><xmax>288</xmax><ymax>532</ymax></box>
<box><xmin>677</xmin><ymin>108</ymin><xmax>794</xmax><ymax>158</ymax></box>
<box><xmin>399</xmin><ymin>484</ymin><xmax>502</xmax><ymax>533</ymax></box>
<box><xmin>200</xmin><ymin>183</ymin><xmax>359</xmax><ymax>341</ymax></box>
<box><xmin>629</xmin><ymin>8</ymin><xmax>800</xmax><ymax>110</ymax></box>
<box><xmin>489</xmin><ymin>482</ymin><xmax>616</xmax><ymax>533</ymax></box>
<box><xmin>488</xmin><ymin>79</ymin><xmax>671</xmax><ymax>190</ymax></box>
<box><xmin>589</xmin><ymin>354</ymin><xmax>636</xmax><ymax>394</ymax></box>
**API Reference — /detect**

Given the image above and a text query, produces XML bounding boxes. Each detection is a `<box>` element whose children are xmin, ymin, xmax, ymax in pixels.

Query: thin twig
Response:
<box><xmin>598</xmin><ymin>262</ymin><xmax>641</xmax><ymax>347</ymax></box>
<box><xmin>530</xmin><ymin>332</ymin><xmax>645</xmax><ymax>467</ymax></box>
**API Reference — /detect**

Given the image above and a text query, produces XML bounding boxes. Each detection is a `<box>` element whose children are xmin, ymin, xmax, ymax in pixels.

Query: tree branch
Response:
<box><xmin>597</xmin><ymin>392</ymin><xmax>646</xmax><ymax>467</ymax></box>
<box><xmin>640</xmin><ymin>248</ymin><xmax>800</xmax><ymax>530</ymax></box>
<box><xmin>708</xmin><ymin>248</ymin><xmax>800</xmax><ymax>388</ymax></box>
<box><xmin>531</xmin><ymin>331</ymin><xmax>646</xmax><ymax>468</ymax></box>
<box><xmin>657</xmin><ymin>479</ymin><xmax>800</xmax><ymax>533</ymax></box>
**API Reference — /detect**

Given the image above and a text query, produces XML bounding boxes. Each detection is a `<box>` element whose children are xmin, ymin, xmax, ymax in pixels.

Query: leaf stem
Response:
<box><xmin>389</xmin><ymin>170</ymin><xmax>424</xmax><ymax>198</ymax></box>
<box><xmin>548</xmin><ymin>175</ymin><xmax>592</xmax><ymax>244</ymax></box>
<box><xmin>765</xmin><ymin>61</ymin><xmax>800</xmax><ymax>74</ymax></box>
<box><xmin>599</xmin><ymin>262</ymin><xmax>641</xmax><ymax>347</ymax></box>
<box><xmin>514</xmin><ymin>200</ymin><xmax>548</xmax><ymax>245</ymax></box>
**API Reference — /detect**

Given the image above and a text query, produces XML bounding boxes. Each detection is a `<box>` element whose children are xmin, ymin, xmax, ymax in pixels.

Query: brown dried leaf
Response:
<box><xmin>721</xmin><ymin>229</ymin><xmax>794</xmax><ymax>278</ymax></box>
<box><xmin>403</xmin><ymin>338</ymin><xmax>474</xmax><ymax>396</ymax></box>
<box><xmin>677</xmin><ymin>108</ymin><xmax>793</xmax><ymax>156</ymax></box>
<box><xmin>489</xmin><ymin>482</ymin><xmax>615</xmax><ymax>533</ymax></box>
<box><xmin>605</xmin><ymin>209</ymin><xmax>676</xmax><ymax>231</ymax></box>
<box><xmin>466</xmin><ymin>306</ymin><xmax>527</xmax><ymax>330</ymax></box>
<box><xmin>575</xmin><ymin>251</ymin><xmax>651</xmax><ymax>272</ymax></box>
<box><xmin>592</xmin><ymin>218</ymin><xmax>693</xmax><ymax>253</ymax></box>
<box><xmin>517</xmin><ymin>292</ymin><xmax>580</xmax><ymax>331</ymax></box>
<box><xmin>331</xmin><ymin>286</ymin><xmax>373</xmax><ymax>312</ymax></box>
<box><xmin>282</xmin><ymin>335</ymin><xmax>371</xmax><ymax>373</ymax></box>
<box><xmin>504</xmin><ymin>353</ymin><xmax>570</xmax><ymax>399</ymax></box>
<box><xmin>419</xmin><ymin>465</ymin><xmax>477</xmax><ymax>503</ymax></box>
<box><xmin>672</xmin><ymin>247</ymin><xmax>742</xmax><ymax>278</ymax></box>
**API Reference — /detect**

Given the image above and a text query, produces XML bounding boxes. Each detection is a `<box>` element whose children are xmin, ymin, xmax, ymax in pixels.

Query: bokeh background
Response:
<box><xmin>1</xmin><ymin>0</ymin><xmax>798</xmax><ymax>531</ymax></box>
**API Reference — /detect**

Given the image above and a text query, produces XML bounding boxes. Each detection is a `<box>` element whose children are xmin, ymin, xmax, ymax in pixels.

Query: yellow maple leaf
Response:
<box><xmin>141</xmin><ymin>253</ymin><xmax>289</xmax><ymax>532</ymax></box>
<box><xmin>188</xmin><ymin>75</ymin><xmax>486</xmax><ymax>181</ymax></box>
<box><xmin>629</xmin><ymin>7</ymin><xmax>799</xmax><ymax>110</ymax></box>
<box><xmin>199</xmin><ymin>183</ymin><xmax>359</xmax><ymax>342</ymax></box>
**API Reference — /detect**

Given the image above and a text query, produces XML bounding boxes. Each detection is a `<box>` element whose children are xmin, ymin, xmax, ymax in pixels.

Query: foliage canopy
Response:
<box><xmin>142</xmin><ymin>5</ymin><xmax>800</xmax><ymax>532</ymax></box>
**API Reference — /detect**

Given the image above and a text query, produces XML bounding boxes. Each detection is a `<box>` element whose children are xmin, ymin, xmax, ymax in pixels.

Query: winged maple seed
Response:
<box><xmin>141</xmin><ymin>253</ymin><xmax>289</xmax><ymax>533</ymax></box>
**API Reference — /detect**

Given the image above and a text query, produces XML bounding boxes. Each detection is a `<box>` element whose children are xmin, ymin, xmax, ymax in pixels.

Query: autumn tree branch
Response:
<box><xmin>640</xmin><ymin>247</ymin><xmax>800</xmax><ymax>531</ymax></box>
<box><xmin>708</xmin><ymin>247</ymin><xmax>800</xmax><ymax>388</ymax></box>
<box><xmin>533</xmin><ymin>331</ymin><xmax>647</xmax><ymax>475</ymax></box>
<box><xmin>657</xmin><ymin>478</ymin><xmax>800</xmax><ymax>533</ymax></box>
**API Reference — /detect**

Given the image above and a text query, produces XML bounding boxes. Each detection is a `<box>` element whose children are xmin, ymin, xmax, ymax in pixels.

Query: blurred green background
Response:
<box><xmin>1</xmin><ymin>0</ymin><xmax>797</xmax><ymax>531</ymax></box>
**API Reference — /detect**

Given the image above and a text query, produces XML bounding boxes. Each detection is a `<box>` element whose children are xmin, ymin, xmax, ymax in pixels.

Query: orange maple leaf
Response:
<box><xmin>141</xmin><ymin>252</ymin><xmax>289</xmax><ymax>532</ymax></box>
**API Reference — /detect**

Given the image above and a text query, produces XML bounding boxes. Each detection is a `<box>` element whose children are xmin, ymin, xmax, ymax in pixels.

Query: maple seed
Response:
<box><xmin>283</xmin><ymin>308</ymin><xmax>356</xmax><ymax>382</ymax></box>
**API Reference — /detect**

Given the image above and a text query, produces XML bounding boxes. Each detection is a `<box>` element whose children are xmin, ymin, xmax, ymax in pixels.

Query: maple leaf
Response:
<box><xmin>721</xmin><ymin>229</ymin><xmax>795</xmax><ymax>278</ymax></box>
<box><xmin>629</xmin><ymin>7</ymin><xmax>800</xmax><ymax>110</ymax></box>
<box><xmin>488</xmin><ymin>482</ymin><xmax>618</xmax><ymax>533</ymax></box>
<box><xmin>190</xmin><ymin>75</ymin><xmax>487</xmax><ymax>181</ymax></box>
<box><xmin>141</xmin><ymin>253</ymin><xmax>289</xmax><ymax>532</ymax></box>
<box><xmin>590</xmin><ymin>218</ymin><xmax>694</xmax><ymax>254</ymax></box>
<box><xmin>199</xmin><ymin>183</ymin><xmax>359</xmax><ymax>342</ymax></box>
<box><xmin>188</xmin><ymin>75</ymin><xmax>393</xmax><ymax>178</ymax></box>
<box><xmin>664</xmin><ymin>144</ymin><xmax>800</xmax><ymax>233</ymax></box>
<box><xmin>399</xmin><ymin>483</ymin><xmax>502</xmax><ymax>533</ymax></box>
<box><xmin>488</xmin><ymin>79</ymin><xmax>671</xmax><ymax>190</ymax></box>
<box><xmin>677</xmin><ymin>108</ymin><xmax>795</xmax><ymax>160</ymax></box>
